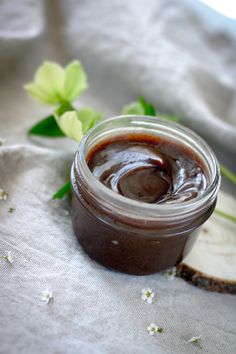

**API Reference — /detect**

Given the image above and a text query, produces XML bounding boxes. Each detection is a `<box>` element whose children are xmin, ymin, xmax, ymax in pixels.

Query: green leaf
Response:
<box><xmin>122</xmin><ymin>101</ymin><xmax>145</xmax><ymax>115</ymax></box>
<box><xmin>215</xmin><ymin>209</ymin><xmax>236</xmax><ymax>223</ymax></box>
<box><xmin>63</xmin><ymin>61</ymin><xmax>88</xmax><ymax>102</ymax></box>
<box><xmin>28</xmin><ymin>115</ymin><xmax>65</xmax><ymax>137</ymax></box>
<box><xmin>139</xmin><ymin>96</ymin><xmax>156</xmax><ymax>116</ymax></box>
<box><xmin>55</xmin><ymin>111</ymin><xmax>83</xmax><ymax>142</ymax></box>
<box><xmin>220</xmin><ymin>164</ymin><xmax>236</xmax><ymax>186</ymax></box>
<box><xmin>52</xmin><ymin>181</ymin><xmax>71</xmax><ymax>199</ymax></box>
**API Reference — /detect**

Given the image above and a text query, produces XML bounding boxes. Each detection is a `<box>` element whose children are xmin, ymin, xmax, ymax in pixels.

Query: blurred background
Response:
<box><xmin>0</xmin><ymin>3</ymin><xmax>236</xmax><ymax>353</ymax></box>
<box><xmin>0</xmin><ymin>0</ymin><xmax>235</xmax><ymax>171</ymax></box>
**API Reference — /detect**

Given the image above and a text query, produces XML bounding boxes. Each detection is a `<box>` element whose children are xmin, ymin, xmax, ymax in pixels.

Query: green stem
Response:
<box><xmin>52</xmin><ymin>181</ymin><xmax>71</xmax><ymax>199</ymax></box>
<box><xmin>215</xmin><ymin>209</ymin><xmax>236</xmax><ymax>223</ymax></box>
<box><xmin>220</xmin><ymin>164</ymin><xmax>236</xmax><ymax>186</ymax></box>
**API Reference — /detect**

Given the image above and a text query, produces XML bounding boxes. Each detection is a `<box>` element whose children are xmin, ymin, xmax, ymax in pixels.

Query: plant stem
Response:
<box><xmin>220</xmin><ymin>164</ymin><xmax>236</xmax><ymax>186</ymax></box>
<box><xmin>215</xmin><ymin>209</ymin><xmax>236</xmax><ymax>223</ymax></box>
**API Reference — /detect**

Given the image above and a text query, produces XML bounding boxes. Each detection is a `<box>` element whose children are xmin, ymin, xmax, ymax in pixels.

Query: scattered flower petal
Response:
<box><xmin>147</xmin><ymin>323</ymin><xmax>164</xmax><ymax>335</ymax></box>
<box><xmin>0</xmin><ymin>189</ymin><xmax>8</xmax><ymax>201</ymax></box>
<box><xmin>163</xmin><ymin>267</ymin><xmax>177</xmax><ymax>280</ymax></box>
<box><xmin>141</xmin><ymin>288</ymin><xmax>155</xmax><ymax>303</ymax></box>
<box><xmin>41</xmin><ymin>290</ymin><xmax>53</xmax><ymax>304</ymax></box>
<box><xmin>187</xmin><ymin>335</ymin><xmax>202</xmax><ymax>349</ymax></box>
<box><xmin>1</xmin><ymin>251</ymin><xmax>14</xmax><ymax>264</ymax></box>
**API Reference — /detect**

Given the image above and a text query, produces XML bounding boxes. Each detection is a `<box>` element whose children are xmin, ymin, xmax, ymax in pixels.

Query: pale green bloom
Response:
<box><xmin>54</xmin><ymin>108</ymin><xmax>101</xmax><ymax>142</ymax></box>
<box><xmin>75</xmin><ymin>107</ymin><xmax>101</xmax><ymax>134</ymax></box>
<box><xmin>55</xmin><ymin>111</ymin><xmax>83</xmax><ymax>142</ymax></box>
<box><xmin>122</xmin><ymin>101</ymin><xmax>145</xmax><ymax>115</ymax></box>
<box><xmin>0</xmin><ymin>188</ymin><xmax>8</xmax><ymax>201</ymax></box>
<box><xmin>25</xmin><ymin>61</ymin><xmax>88</xmax><ymax>105</ymax></box>
<box><xmin>163</xmin><ymin>267</ymin><xmax>177</xmax><ymax>280</ymax></box>
<box><xmin>187</xmin><ymin>335</ymin><xmax>202</xmax><ymax>348</ymax></box>
<box><xmin>1</xmin><ymin>251</ymin><xmax>13</xmax><ymax>264</ymax></box>
<box><xmin>147</xmin><ymin>323</ymin><xmax>164</xmax><ymax>335</ymax></box>
<box><xmin>141</xmin><ymin>288</ymin><xmax>155</xmax><ymax>303</ymax></box>
<box><xmin>41</xmin><ymin>290</ymin><xmax>53</xmax><ymax>304</ymax></box>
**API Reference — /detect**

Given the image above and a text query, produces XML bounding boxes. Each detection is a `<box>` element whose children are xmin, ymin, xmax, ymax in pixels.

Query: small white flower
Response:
<box><xmin>111</xmin><ymin>240</ymin><xmax>119</xmax><ymax>245</ymax></box>
<box><xmin>147</xmin><ymin>323</ymin><xmax>164</xmax><ymax>335</ymax></box>
<box><xmin>163</xmin><ymin>267</ymin><xmax>177</xmax><ymax>280</ymax></box>
<box><xmin>187</xmin><ymin>335</ymin><xmax>202</xmax><ymax>348</ymax></box>
<box><xmin>64</xmin><ymin>209</ymin><xmax>70</xmax><ymax>216</ymax></box>
<box><xmin>141</xmin><ymin>288</ymin><xmax>155</xmax><ymax>303</ymax></box>
<box><xmin>1</xmin><ymin>251</ymin><xmax>14</xmax><ymax>264</ymax></box>
<box><xmin>41</xmin><ymin>290</ymin><xmax>53</xmax><ymax>304</ymax></box>
<box><xmin>0</xmin><ymin>189</ymin><xmax>8</xmax><ymax>201</ymax></box>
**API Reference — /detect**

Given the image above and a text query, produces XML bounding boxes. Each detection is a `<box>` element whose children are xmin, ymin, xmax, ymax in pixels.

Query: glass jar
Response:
<box><xmin>71</xmin><ymin>115</ymin><xmax>220</xmax><ymax>275</ymax></box>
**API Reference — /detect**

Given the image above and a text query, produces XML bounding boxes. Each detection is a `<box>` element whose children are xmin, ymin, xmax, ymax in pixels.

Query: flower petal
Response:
<box><xmin>76</xmin><ymin>107</ymin><xmax>101</xmax><ymax>134</ymax></box>
<box><xmin>148</xmin><ymin>323</ymin><xmax>156</xmax><ymax>329</ymax></box>
<box><xmin>7</xmin><ymin>251</ymin><xmax>13</xmax><ymax>264</ymax></box>
<box><xmin>25</xmin><ymin>62</ymin><xmax>64</xmax><ymax>104</ymax></box>
<box><xmin>56</xmin><ymin>111</ymin><xmax>83</xmax><ymax>142</ymax></box>
<box><xmin>63</xmin><ymin>60</ymin><xmax>88</xmax><ymax>102</ymax></box>
<box><xmin>24</xmin><ymin>83</ymin><xmax>56</xmax><ymax>104</ymax></box>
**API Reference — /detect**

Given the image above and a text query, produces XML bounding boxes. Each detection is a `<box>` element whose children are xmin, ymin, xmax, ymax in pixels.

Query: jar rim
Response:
<box><xmin>73</xmin><ymin>115</ymin><xmax>220</xmax><ymax>222</ymax></box>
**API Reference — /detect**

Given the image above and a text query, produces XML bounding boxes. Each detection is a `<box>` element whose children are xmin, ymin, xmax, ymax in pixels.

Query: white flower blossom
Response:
<box><xmin>147</xmin><ymin>323</ymin><xmax>164</xmax><ymax>335</ymax></box>
<box><xmin>41</xmin><ymin>290</ymin><xmax>53</xmax><ymax>304</ymax></box>
<box><xmin>0</xmin><ymin>189</ymin><xmax>8</xmax><ymax>201</ymax></box>
<box><xmin>163</xmin><ymin>267</ymin><xmax>177</xmax><ymax>280</ymax></box>
<box><xmin>187</xmin><ymin>335</ymin><xmax>202</xmax><ymax>348</ymax></box>
<box><xmin>141</xmin><ymin>288</ymin><xmax>155</xmax><ymax>303</ymax></box>
<box><xmin>1</xmin><ymin>251</ymin><xmax>13</xmax><ymax>264</ymax></box>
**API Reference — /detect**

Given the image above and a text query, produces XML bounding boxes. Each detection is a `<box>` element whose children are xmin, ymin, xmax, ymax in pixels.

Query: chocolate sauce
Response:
<box><xmin>87</xmin><ymin>135</ymin><xmax>207</xmax><ymax>204</ymax></box>
<box><xmin>71</xmin><ymin>130</ymin><xmax>217</xmax><ymax>275</ymax></box>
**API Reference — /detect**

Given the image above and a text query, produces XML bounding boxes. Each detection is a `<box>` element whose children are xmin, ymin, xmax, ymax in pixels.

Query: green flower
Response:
<box><xmin>25</xmin><ymin>61</ymin><xmax>88</xmax><ymax>105</ymax></box>
<box><xmin>54</xmin><ymin>107</ymin><xmax>101</xmax><ymax>142</ymax></box>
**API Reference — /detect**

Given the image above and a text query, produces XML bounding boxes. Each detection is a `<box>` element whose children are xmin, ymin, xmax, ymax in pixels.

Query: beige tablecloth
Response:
<box><xmin>0</xmin><ymin>1</ymin><xmax>236</xmax><ymax>353</ymax></box>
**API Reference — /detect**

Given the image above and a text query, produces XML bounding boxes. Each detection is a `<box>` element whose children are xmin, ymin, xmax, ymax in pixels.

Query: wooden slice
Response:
<box><xmin>177</xmin><ymin>191</ymin><xmax>236</xmax><ymax>294</ymax></box>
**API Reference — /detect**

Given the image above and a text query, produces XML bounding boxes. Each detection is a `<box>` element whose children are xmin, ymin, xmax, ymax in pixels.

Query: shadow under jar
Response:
<box><xmin>71</xmin><ymin>115</ymin><xmax>220</xmax><ymax>275</ymax></box>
